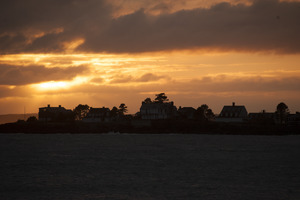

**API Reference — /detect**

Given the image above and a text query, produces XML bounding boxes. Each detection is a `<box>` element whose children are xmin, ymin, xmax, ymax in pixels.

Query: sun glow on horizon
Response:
<box><xmin>32</xmin><ymin>76</ymin><xmax>90</xmax><ymax>92</ymax></box>
<box><xmin>36</xmin><ymin>81</ymin><xmax>69</xmax><ymax>90</ymax></box>
<box><xmin>1</xmin><ymin>51</ymin><xmax>300</xmax><ymax>114</ymax></box>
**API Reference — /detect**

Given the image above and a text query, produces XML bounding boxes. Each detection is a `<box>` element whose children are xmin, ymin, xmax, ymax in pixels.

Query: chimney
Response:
<box><xmin>48</xmin><ymin>104</ymin><xmax>50</xmax><ymax>108</ymax></box>
<box><xmin>232</xmin><ymin>102</ymin><xmax>235</xmax><ymax>107</ymax></box>
<box><xmin>59</xmin><ymin>105</ymin><xmax>61</xmax><ymax>108</ymax></box>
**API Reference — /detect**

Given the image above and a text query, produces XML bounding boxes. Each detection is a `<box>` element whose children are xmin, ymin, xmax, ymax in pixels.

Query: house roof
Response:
<box><xmin>219</xmin><ymin>103</ymin><xmax>248</xmax><ymax>118</ymax></box>
<box><xmin>221</xmin><ymin>106</ymin><xmax>246</xmax><ymax>113</ymax></box>
<box><xmin>178</xmin><ymin>107</ymin><xmax>196</xmax><ymax>111</ymax></box>
<box><xmin>39</xmin><ymin>105</ymin><xmax>71</xmax><ymax>113</ymax></box>
<box><xmin>178</xmin><ymin>107</ymin><xmax>196</xmax><ymax>113</ymax></box>
<box><xmin>249</xmin><ymin>112</ymin><xmax>275</xmax><ymax>118</ymax></box>
<box><xmin>141</xmin><ymin>102</ymin><xmax>176</xmax><ymax>109</ymax></box>
<box><xmin>89</xmin><ymin>107</ymin><xmax>110</xmax><ymax>113</ymax></box>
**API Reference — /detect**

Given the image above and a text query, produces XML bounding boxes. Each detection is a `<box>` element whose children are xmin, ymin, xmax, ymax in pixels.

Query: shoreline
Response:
<box><xmin>0</xmin><ymin>120</ymin><xmax>299</xmax><ymax>135</ymax></box>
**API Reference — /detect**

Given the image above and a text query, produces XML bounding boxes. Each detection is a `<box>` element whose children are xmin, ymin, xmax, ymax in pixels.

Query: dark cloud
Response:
<box><xmin>144</xmin><ymin>75</ymin><xmax>300</xmax><ymax>94</ymax></box>
<box><xmin>0</xmin><ymin>64</ymin><xmax>89</xmax><ymax>85</ymax></box>
<box><xmin>81</xmin><ymin>0</ymin><xmax>300</xmax><ymax>53</ymax></box>
<box><xmin>136</xmin><ymin>73</ymin><xmax>168</xmax><ymax>82</ymax></box>
<box><xmin>110</xmin><ymin>73</ymin><xmax>168</xmax><ymax>83</ymax></box>
<box><xmin>0</xmin><ymin>0</ymin><xmax>111</xmax><ymax>54</ymax></box>
<box><xmin>0</xmin><ymin>86</ymin><xmax>29</xmax><ymax>98</ymax></box>
<box><xmin>109</xmin><ymin>75</ymin><xmax>133</xmax><ymax>84</ymax></box>
<box><xmin>90</xmin><ymin>77</ymin><xmax>104</xmax><ymax>83</ymax></box>
<box><xmin>0</xmin><ymin>0</ymin><xmax>111</xmax><ymax>31</ymax></box>
<box><xmin>0</xmin><ymin>0</ymin><xmax>300</xmax><ymax>54</ymax></box>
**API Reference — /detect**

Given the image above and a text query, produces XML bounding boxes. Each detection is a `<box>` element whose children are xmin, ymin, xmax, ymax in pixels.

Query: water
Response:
<box><xmin>0</xmin><ymin>133</ymin><xmax>300</xmax><ymax>200</ymax></box>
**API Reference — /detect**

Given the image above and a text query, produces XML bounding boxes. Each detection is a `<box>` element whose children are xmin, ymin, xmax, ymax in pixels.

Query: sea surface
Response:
<box><xmin>0</xmin><ymin>133</ymin><xmax>300</xmax><ymax>200</ymax></box>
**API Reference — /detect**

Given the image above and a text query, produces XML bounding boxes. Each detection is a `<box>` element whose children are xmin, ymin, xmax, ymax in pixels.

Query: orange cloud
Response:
<box><xmin>0</xmin><ymin>50</ymin><xmax>299</xmax><ymax>114</ymax></box>
<box><xmin>109</xmin><ymin>73</ymin><xmax>169</xmax><ymax>84</ymax></box>
<box><xmin>0</xmin><ymin>64</ymin><xmax>89</xmax><ymax>85</ymax></box>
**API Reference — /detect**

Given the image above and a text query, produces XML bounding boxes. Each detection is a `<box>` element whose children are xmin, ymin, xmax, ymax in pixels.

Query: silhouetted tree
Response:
<box><xmin>155</xmin><ymin>93</ymin><xmax>169</xmax><ymax>103</ymax></box>
<box><xmin>195</xmin><ymin>104</ymin><xmax>215</xmax><ymax>121</ymax></box>
<box><xmin>206</xmin><ymin>108</ymin><xmax>215</xmax><ymax>120</ymax></box>
<box><xmin>134</xmin><ymin>112</ymin><xmax>141</xmax><ymax>119</ymax></box>
<box><xmin>27</xmin><ymin>116</ymin><xmax>38</xmax><ymax>123</ymax></box>
<box><xmin>195</xmin><ymin>105</ymin><xmax>206</xmax><ymax>121</ymax></box>
<box><xmin>73</xmin><ymin>104</ymin><xmax>90</xmax><ymax>120</ymax></box>
<box><xmin>276</xmin><ymin>102</ymin><xmax>289</xmax><ymax>124</ymax></box>
<box><xmin>118</xmin><ymin>103</ymin><xmax>128</xmax><ymax>115</ymax></box>
<box><xmin>110</xmin><ymin>106</ymin><xmax>119</xmax><ymax>119</ymax></box>
<box><xmin>143</xmin><ymin>98</ymin><xmax>152</xmax><ymax>104</ymax></box>
<box><xmin>200</xmin><ymin>104</ymin><xmax>209</xmax><ymax>111</ymax></box>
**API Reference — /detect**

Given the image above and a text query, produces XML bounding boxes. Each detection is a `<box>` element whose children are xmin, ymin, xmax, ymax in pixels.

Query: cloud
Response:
<box><xmin>40</xmin><ymin>74</ymin><xmax>300</xmax><ymax>113</ymax></box>
<box><xmin>1</xmin><ymin>73</ymin><xmax>300</xmax><ymax>114</ymax></box>
<box><xmin>90</xmin><ymin>77</ymin><xmax>104</xmax><ymax>83</ymax></box>
<box><xmin>0</xmin><ymin>85</ymin><xmax>30</xmax><ymax>98</ymax></box>
<box><xmin>0</xmin><ymin>0</ymin><xmax>111</xmax><ymax>54</ymax></box>
<box><xmin>109</xmin><ymin>0</ymin><xmax>253</xmax><ymax>16</ymax></box>
<box><xmin>2</xmin><ymin>72</ymin><xmax>298</xmax><ymax>99</ymax></box>
<box><xmin>32</xmin><ymin>74</ymin><xmax>300</xmax><ymax>97</ymax></box>
<box><xmin>0</xmin><ymin>0</ymin><xmax>299</xmax><ymax>54</ymax></box>
<box><xmin>109</xmin><ymin>73</ymin><xmax>168</xmax><ymax>83</ymax></box>
<box><xmin>0</xmin><ymin>64</ymin><xmax>89</xmax><ymax>85</ymax></box>
<box><xmin>136</xmin><ymin>73</ymin><xmax>168</xmax><ymax>82</ymax></box>
<box><xmin>80</xmin><ymin>0</ymin><xmax>300</xmax><ymax>53</ymax></box>
<box><xmin>187</xmin><ymin>75</ymin><xmax>300</xmax><ymax>92</ymax></box>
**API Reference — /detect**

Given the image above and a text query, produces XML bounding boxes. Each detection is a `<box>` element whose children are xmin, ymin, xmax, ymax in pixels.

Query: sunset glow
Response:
<box><xmin>0</xmin><ymin>0</ymin><xmax>299</xmax><ymax>115</ymax></box>
<box><xmin>35</xmin><ymin>81</ymin><xmax>69</xmax><ymax>91</ymax></box>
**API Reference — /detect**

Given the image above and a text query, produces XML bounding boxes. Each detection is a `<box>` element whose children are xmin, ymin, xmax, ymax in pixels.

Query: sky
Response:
<box><xmin>0</xmin><ymin>0</ymin><xmax>300</xmax><ymax>114</ymax></box>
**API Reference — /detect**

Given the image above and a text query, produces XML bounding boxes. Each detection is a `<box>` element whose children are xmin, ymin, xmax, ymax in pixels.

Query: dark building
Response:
<box><xmin>178</xmin><ymin>107</ymin><xmax>196</xmax><ymax>120</ymax></box>
<box><xmin>83</xmin><ymin>107</ymin><xmax>111</xmax><ymax>123</ymax></box>
<box><xmin>140</xmin><ymin>101</ymin><xmax>177</xmax><ymax>120</ymax></box>
<box><xmin>39</xmin><ymin>105</ymin><xmax>74</xmax><ymax>122</ymax></box>
<box><xmin>248</xmin><ymin>110</ymin><xmax>276</xmax><ymax>124</ymax></box>
<box><xmin>287</xmin><ymin>112</ymin><xmax>300</xmax><ymax>126</ymax></box>
<box><xmin>216</xmin><ymin>102</ymin><xmax>248</xmax><ymax>122</ymax></box>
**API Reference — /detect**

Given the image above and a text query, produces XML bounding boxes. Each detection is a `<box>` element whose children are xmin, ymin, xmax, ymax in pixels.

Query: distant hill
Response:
<box><xmin>0</xmin><ymin>114</ymin><xmax>38</xmax><ymax>125</ymax></box>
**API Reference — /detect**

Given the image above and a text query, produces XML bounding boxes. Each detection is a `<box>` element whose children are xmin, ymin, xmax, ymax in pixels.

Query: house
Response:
<box><xmin>287</xmin><ymin>112</ymin><xmax>300</xmax><ymax>126</ymax></box>
<box><xmin>248</xmin><ymin>110</ymin><xmax>276</xmax><ymax>124</ymax></box>
<box><xmin>140</xmin><ymin>101</ymin><xmax>177</xmax><ymax>120</ymax></box>
<box><xmin>83</xmin><ymin>107</ymin><xmax>111</xmax><ymax>123</ymax></box>
<box><xmin>39</xmin><ymin>104</ymin><xmax>74</xmax><ymax>122</ymax></box>
<box><xmin>177</xmin><ymin>107</ymin><xmax>196</xmax><ymax>120</ymax></box>
<box><xmin>216</xmin><ymin>102</ymin><xmax>248</xmax><ymax>122</ymax></box>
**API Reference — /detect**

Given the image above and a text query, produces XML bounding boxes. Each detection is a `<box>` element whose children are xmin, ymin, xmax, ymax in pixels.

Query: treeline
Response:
<box><xmin>0</xmin><ymin>93</ymin><xmax>299</xmax><ymax>134</ymax></box>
